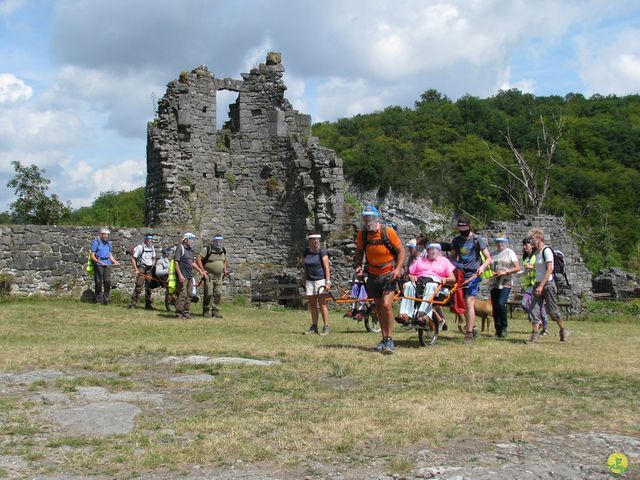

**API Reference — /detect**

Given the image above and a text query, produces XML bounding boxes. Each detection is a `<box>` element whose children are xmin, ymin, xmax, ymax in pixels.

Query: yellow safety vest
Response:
<box><xmin>85</xmin><ymin>252</ymin><xmax>94</xmax><ymax>276</ymax></box>
<box><xmin>479</xmin><ymin>251</ymin><xmax>493</xmax><ymax>279</ymax></box>
<box><xmin>167</xmin><ymin>259</ymin><xmax>176</xmax><ymax>293</ymax></box>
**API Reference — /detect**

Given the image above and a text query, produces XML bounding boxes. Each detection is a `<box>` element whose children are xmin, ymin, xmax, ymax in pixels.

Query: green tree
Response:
<box><xmin>67</xmin><ymin>188</ymin><xmax>145</xmax><ymax>227</ymax></box>
<box><xmin>6</xmin><ymin>161</ymin><xmax>71</xmax><ymax>225</ymax></box>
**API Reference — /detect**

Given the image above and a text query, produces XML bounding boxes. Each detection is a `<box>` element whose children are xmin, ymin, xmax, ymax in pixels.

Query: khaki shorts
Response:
<box><xmin>305</xmin><ymin>279</ymin><xmax>326</xmax><ymax>296</ymax></box>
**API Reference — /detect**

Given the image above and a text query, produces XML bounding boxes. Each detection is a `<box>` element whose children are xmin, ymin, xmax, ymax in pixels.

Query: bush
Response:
<box><xmin>0</xmin><ymin>273</ymin><xmax>13</xmax><ymax>298</ymax></box>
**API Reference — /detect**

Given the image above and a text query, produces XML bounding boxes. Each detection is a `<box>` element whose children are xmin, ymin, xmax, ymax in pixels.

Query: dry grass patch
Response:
<box><xmin>0</xmin><ymin>297</ymin><xmax>639</xmax><ymax>476</ymax></box>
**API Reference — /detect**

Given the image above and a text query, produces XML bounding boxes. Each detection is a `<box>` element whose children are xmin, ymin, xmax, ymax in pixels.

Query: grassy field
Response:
<box><xmin>1</xmin><ymin>297</ymin><xmax>639</xmax><ymax>477</ymax></box>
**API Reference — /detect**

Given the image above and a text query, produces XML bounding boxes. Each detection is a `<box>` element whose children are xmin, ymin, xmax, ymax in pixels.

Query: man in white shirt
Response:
<box><xmin>128</xmin><ymin>234</ymin><xmax>157</xmax><ymax>309</ymax></box>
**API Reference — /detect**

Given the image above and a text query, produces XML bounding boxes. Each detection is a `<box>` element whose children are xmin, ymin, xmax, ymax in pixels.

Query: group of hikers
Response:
<box><xmin>301</xmin><ymin>206</ymin><xmax>570</xmax><ymax>354</ymax></box>
<box><xmin>88</xmin><ymin>205</ymin><xmax>569</xmax><ymax>355</ymax></box>
<box><xmin>88</xmin><ymin>228</ymin><xmax>228</xmax><ymax>319</ymax></box>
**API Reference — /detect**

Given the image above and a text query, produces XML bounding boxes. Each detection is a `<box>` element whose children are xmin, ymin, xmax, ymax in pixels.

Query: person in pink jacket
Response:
<box><xmin>397</xmin><ymin>243</ymin><xmax>456</xmax><ymax>324</ymax></box>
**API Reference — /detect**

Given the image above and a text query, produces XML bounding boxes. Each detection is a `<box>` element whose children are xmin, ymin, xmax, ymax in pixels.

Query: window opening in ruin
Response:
<box><xmin>216</xmin><ymin>90</ymin><xmax>240</xmax><ymax>132</ymax></box>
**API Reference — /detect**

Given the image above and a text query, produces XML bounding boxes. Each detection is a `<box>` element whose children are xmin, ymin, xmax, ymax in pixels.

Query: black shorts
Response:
<box><xmin>366</xmin><ymin>273</ymin><xmax>399</xmax><ymax>299</ymax></box>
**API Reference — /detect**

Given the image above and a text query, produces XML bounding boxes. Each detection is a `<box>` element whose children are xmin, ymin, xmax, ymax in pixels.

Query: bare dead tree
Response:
<box><xmin>486</xmin><ymin>114</ymin><xmax>565</xmax><ymax>217</ymax></box>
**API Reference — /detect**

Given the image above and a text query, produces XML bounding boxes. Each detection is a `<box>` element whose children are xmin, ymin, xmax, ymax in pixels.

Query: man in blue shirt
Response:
<box><xmin>90</xmin><ymin>228</ymin><xmax>120</xmax><ymax>304</ymax></box>
<box><xmin>451</xmin><ymin>217</ymin><xmax>492</xmax><ymax>343</ymax></box>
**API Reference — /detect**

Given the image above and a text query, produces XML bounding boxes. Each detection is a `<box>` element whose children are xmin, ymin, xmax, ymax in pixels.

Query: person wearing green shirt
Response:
<box><xmin>196</xmin><ymin>235</ymin><xmax>229</xmax><ymax>318</ymax></box>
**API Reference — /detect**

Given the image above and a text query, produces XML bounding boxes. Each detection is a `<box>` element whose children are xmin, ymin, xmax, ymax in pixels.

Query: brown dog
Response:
<box><xmin>455</xmin><ymin>297</ymin><xmax>493</xmax><ymax>333</ymax></box>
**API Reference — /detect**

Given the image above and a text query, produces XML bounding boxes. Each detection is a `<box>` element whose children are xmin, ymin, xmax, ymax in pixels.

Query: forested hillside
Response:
<box><xmin>313</xmin><ymin>89</ymin><xmax>640</xmax><ymax>273</ymax></box>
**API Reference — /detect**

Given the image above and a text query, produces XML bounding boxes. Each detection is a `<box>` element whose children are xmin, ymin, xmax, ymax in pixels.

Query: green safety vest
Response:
<box><xmin>85</xmin><ymin>252</ymin><xmax>94</xmax><ymax>276</ymax></box>
<box><xmin>522</xmin><ymin>255</ymin><xmax>537</xmax><ymax>288</ymax></box>
<box><xmin>167</xmin><ymin>259</ymin><xmax>177</xmax><ymax>293</ymax></box>
<box><xmin>479</xmin><ymin>251</ymin><xmax>494</xmax><ymax>279</ymax></box>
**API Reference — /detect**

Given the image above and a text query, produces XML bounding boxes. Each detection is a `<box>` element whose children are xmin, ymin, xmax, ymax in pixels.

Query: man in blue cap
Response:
<box><xmin>128</xmin><ymin>234</ymin><xmax>157</xmax><ymax>309</ymax></box>
<box><xmin>196</xmin><ymin>234</ymin><xmax>229</xmax><ymax>318</ymax></box>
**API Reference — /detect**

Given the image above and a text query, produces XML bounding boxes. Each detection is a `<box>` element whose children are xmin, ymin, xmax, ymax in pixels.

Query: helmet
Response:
<box><xmin>360</xmin><ymin>205</ymin><xmax>379</xmax><ymax>217</ymax></box>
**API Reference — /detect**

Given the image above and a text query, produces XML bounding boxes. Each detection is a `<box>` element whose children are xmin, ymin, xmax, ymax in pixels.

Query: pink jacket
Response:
<box><xmin>409</xmin><ymin>255</ymin><xmax>455</xmax><ymax>281</ymax></box>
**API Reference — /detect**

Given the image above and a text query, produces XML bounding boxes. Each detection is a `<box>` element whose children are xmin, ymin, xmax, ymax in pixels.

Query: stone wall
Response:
<box><xmin>0</xmin><ymin>216</ymin><xmax>593</xmax><ymax>304</ymax></box>
<box><xmin>0</xmin><ymin>225</ymin><xmax>184</xmax><ymax>298</ymax></box>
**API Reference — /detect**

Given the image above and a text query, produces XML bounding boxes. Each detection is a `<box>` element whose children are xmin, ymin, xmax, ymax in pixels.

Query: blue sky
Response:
<box><xmin>1</xmin><ymin>0</ymin><xmax>640</xmax><ymax>211</ymax></box>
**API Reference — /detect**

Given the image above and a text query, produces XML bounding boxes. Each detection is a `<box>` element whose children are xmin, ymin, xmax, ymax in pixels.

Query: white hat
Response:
<box><xmin>307</xmin><ymin>234</ymin><xmax>321</xmax><ymax>239</ymax></box>
<box><xmin>427</xmin><ymin>243</ymin><xmax>442</xmax><ymax>250</ymax></box>
<box><xmin>100</xmin><ymin>227</ymin><xmax>110</xmax><ymax>234</ymax></box>
<box><xmin>182</xmin><ymin>232</ymin><xmax>196</xmax><ymax>241</ymax></box>
<box><xmin>406</xmin><ymin>239</ymin><xmax>417</xmax><ymax>248</ymax></box>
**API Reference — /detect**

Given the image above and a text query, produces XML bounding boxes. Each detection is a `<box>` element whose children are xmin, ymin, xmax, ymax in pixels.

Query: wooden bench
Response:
<box><xmin>251</xmin><ymin>282</ymin><xmax>304</xmax><ymax>306</ymax></box>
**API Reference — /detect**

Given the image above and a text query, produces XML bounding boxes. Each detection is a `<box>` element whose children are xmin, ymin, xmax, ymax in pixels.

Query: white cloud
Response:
<box><xmin>498</xmin><ymin>66</ymin><xmax>536</xmax><ymax>93</ymax></box>
<box><xmin>0</xmin><ymin>105</ymin><xmax>81</xmax><ymax>153</ymax></box>
<box><xmin>90</xmin><ymin>159</ymin><xmax>145</xmax><ymax>192</ymax></box>
<box><xmin>316</xmin><ymin>78</ymin><xmax>388</xmax><ymax>121</ymax></box>
<box><xmin>0</xmin><ymin>73</ymin><xmax>33</xmax><ymax>103</ymax></box>
<box><xmin>282</xmin><ymin>72</ymin><xmax>307</xmax><ymax>113</ymax></box>
<box><xmin>577</xmin><ymin>28</ymin><xmax>640</xmax><ymax>96</ymax></box>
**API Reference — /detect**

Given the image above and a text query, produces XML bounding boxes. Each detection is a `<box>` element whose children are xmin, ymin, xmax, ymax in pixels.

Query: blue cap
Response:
<box><xmin>495</xmin><ymin>237</ymin><xmax>508</xmax><ymax>243</ymax></box>
<box><xmin>360</xmin><ymin>205</ymin><xmax>379</xmax><ymax>217</ymax></box>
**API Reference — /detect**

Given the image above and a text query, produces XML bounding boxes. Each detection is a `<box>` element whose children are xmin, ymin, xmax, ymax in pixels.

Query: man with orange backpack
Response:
<box><xmin>354</xmin><ymin>206</ymin><xmax>406</xmax><ymax>354</ymax></box>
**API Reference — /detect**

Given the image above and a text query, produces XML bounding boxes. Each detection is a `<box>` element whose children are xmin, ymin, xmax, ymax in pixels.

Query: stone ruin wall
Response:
<box><xmin>145</xmin><ymin>52</ymin><xmax>343</xmax><ymax>269</ymax></box>
<box><xmin>0</xmin><ymin>53</ymin><xmax>593</xmax><ymax>305</ymax></box>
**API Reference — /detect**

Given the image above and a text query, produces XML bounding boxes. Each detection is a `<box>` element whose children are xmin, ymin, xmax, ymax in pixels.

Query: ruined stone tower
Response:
<box><xmin>145</xmin><ymin>52</ymin><xmax>344</xmax><ymax>266</ymax></box>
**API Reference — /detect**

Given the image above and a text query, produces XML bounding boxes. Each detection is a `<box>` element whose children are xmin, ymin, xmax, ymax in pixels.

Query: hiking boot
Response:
<box><xmin>303</xmin><ymin>324</ymin><xmax>318</xmax><ymax>335</ymax></box>
<box><xmin>540</xmin><ymin>329</ymin><xmax>550</xmax><ymax>336</ymax></box>
<box><xmin>320</xmin><ymin>325</ymin><xmax>330</xmax><ymax>336</ymax></box>
<box><xmin>127</xmin><ymin>304</ymin><xmax>136</xmax><ymax>309</ymax></box>
<box><xmin>212</xmin><ymin>311</ymin><xmax>224</xmax><ymax>318</ymax></box>
<box><xmin>382</xmin><ymin>338</ymin><xmax>395</xmax><ymax>355</ymax></box>
<box><xmin>498</xmin><ymin>330</ymin><xmax>508</xmax><ymax>338</ymax></box>
<box><xmin>472</xmin><ymin>327</ymin><xmax>479</xmax><ymax>339</ymax></box>
<box><xmin>559</xmin><ymin>328</ymin><xmax>570</xmax><ymax>342</ymax></box>
<box><xmin>203</xmin><ymin>311</ymin><xmax>212</xmax><ymax>318</ymax></box>
<box><xmin>528</xmin><ymin>331</ymin><xmax>540</xmax><ymax>344</ymax></box>
<box><xmin>463</xmin><ymin>331</ymin><xmax>475</xmax><ymax>344</ymax></box>
<box><xmin>372</xmin><ymin>339</ymin><xmax>386</xmax><ymax>353</ymax></box>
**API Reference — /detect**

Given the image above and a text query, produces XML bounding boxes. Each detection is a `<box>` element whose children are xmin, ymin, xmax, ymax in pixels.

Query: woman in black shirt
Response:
<box><xmin>302</xmin><ymin>233</ymin><xmax>331</xmax><ymax>335</ymax></box>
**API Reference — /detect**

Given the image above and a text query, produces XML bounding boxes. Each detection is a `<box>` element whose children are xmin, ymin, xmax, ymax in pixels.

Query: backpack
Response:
<box><xmin>543</xmin><ymin>247</ymin><xmax>570</xmax><ymax>286</ymax></box>
<box><xmin>127</xmin><ymin>244</ymin><xmax>156</xmax><ymax>267</ymax></box>
<box><xmin>362</xmin><ymin>223</ymin><xmax>398</xmax><ymax>257</ymax></box>
<box><xmin>203</xmin><ymin>244</ymin><xmax>227</xmax><ymax>264</ymax></box>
